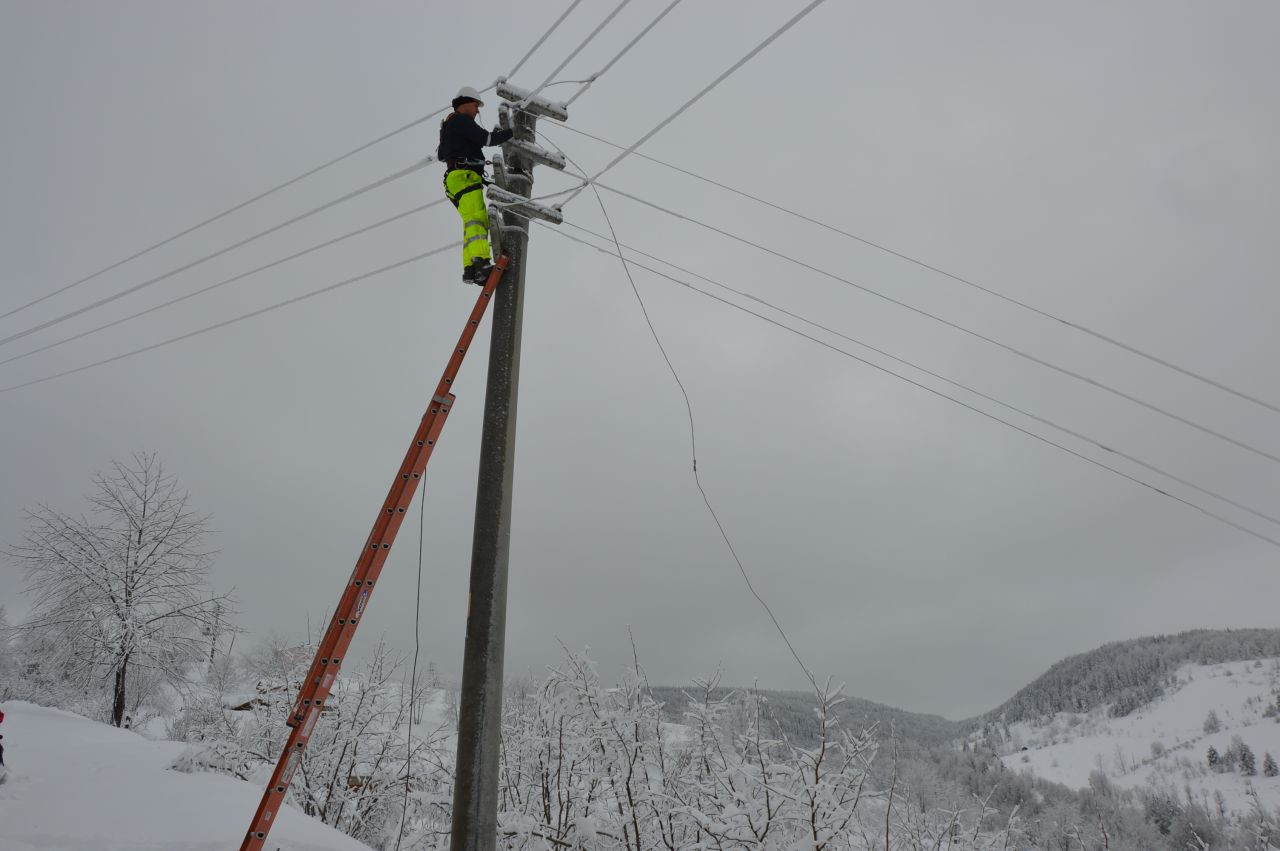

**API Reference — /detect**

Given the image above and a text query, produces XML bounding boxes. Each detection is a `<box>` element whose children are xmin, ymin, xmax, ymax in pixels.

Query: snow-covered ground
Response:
<box><xmin>998</xmin><ymin>659</ymin><xmax>1280</xmax><ymax>815</ymax></box>
<box><xmin>0</xmin><ymin>701</ymin><xmax>370</xmax><ymax>851</ymax></box>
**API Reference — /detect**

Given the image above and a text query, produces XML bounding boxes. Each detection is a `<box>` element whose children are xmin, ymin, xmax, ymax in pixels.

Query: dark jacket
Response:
<box><xmin>437</xmin><ymin>112</ymin><xmax>514</xmax><ymax>172</ymax></box>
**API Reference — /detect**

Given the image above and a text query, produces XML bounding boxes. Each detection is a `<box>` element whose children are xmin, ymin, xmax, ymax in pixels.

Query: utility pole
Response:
<box><xmin>449</xmin><ymin>80</ymin><xmax>566</xmax><ymax>851</ymax></box>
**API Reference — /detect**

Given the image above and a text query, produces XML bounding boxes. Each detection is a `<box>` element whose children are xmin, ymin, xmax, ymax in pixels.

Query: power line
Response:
<box><xmin>594</xmin><ymin>181</ymin><xmax>1280</xmax><ymax>467</ymax></box>
<box><xmin>558</xmin><ymin>0</ymin><xmax>830</xmax><ymax>208</ymax></box>
<box><xmin>555</xmin><ymin>217</ymin><xmax>1280</xmax><ymax>531</ymax></box>
<box><xmin>516</xmin><ymin>0</ymin><xmax>635</xmax><ymax>110</ymax></box>
<box><xmin>3</xmin><ymin>1</ymin><xmax>578</xmax><ymax>329</ymax></box>
<box><xmin>549</xmin><ymin>122</ymin><xmax>1280</xmax><ymax>417</ymax></box>
<box><xmin>0</xmin><ymin>242</ymin><xmax>459</xmax><ymax>395</ymax></box>
<box><xmin>574</xmin><ymin>156</ymin><xmax>821</xmax><ymax>695</ymax></box>
<box><xmin>0</xmin><ymin>200</ymin><xmax>448</xmax><ymax>371</ymax></box>
<box><xmin>540</xmin><ymin>222</ymin><xmax>1280</xmax><ymax>551</ymax></box>
<box><xmin>564</xmin><ymin>0</ymin><xmax>686</xmax><ymax>105</ymax></box>
<box><xmin>0</xmin><ymin>160</ymin><xmax>434</xmax><ymax>350</ymax></box>
<box><xmin>506</xmin><ymin>0</ymin><xmax>588</xmax><ymax>79</ymax></box>
<box><xmin>1</xmin><ymin>114</ymin><xmax>461</xmax><ymax>326</ymax></box>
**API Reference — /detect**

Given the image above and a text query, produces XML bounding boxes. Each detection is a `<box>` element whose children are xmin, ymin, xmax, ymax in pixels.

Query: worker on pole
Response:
<box><xmin>438</xmin><ymin>87</ymin><xmax>515</xmax><ymax>284</ymax></box>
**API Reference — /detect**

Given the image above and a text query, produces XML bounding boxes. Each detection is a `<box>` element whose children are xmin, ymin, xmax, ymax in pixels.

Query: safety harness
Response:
<box><xmin>444</xmin><ymin>171</ymin><xmax>488</xmax><ymax>208</ymax></box>
<box><xmin>440</xmin><ymin>112</ymin><xmax>491</xmax><ymax>208</ymax></box>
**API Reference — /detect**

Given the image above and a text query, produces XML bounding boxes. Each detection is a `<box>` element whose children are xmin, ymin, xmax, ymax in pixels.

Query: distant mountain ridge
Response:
<box><xmin>981</xmin><ymin>628</ymin><xmax>1280</xmax><ymax>726</ymax></box>
<box><xmin>650</xmin><ymin>629</ymin><xmax>1280</xmax><ymax>749</ymax></box>
<box><xmin>648</xmin><ymin>685</ymin><xmax>961</xmax><ymax>751</ymax></box>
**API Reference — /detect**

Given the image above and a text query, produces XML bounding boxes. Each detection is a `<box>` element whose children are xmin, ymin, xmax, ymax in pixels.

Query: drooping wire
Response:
<box><xmin>0</xmin><ymin>200</ymin><xmax>448</xmax><ymax>370</ymax></box>
<box><xmin>547</xmin><ymin>134</ymin><xmax>822</xmax><ymax>695</ymax></box>
<box><xmin>550</xmin><ymin>214</ymin><xmax>1280</xmax><ymax>531</ymax></box>
<box><xmin>0</xmin><ymin>159</ymin><xmax>436</xmax><ymax>349</ymax></box>
<box><xmin>550</xmin><ymin>122</ymin><xmax>1280</xmax><ymax>417</ymax></box>
<box><xmin>558</xmin><ymin>0</ymin><xmax>830</xmax><ymax>209</ymax></box>
<box><xmin>540</xmin><ymin>221</ymin><xmax>1280</xmax><ymax>551</ymax></box>
<box><xmin>564</xmin><ymin>0</ymin><xmax>686</xmax><ymax>105</ymax></box>
<box><xmin>0</xmin><ymin>242</ymin><xmax>460</xmax><ymax>395</ymax></box>
<box><xmin>594</xmin><ymin>182</ymin><xmax>1280</xmax><ymax>467</ymax></box>
<box><xmin>394</xmin><ymin>465</ymin><xmax>430</xmax><ymax>851</ymax></box>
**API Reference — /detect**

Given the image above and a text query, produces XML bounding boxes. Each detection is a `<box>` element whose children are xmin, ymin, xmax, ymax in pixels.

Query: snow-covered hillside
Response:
<box><xmin>0</xmin><ymin>701</ymin><xmax>370</xmax><ymax>851</ymax></box>
<box><xmin>997</xmin><ymin>659</ymin><xmax>1280</xmax><ymax>816</ymax></box>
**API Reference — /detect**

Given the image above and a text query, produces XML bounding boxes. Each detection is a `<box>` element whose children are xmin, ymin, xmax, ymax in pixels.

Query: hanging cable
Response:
<box><xmin>558</xmin><ymin>0</ymin><xmax>829</xmax><ymax>209</ymax></box>
<box><xmin>593</xmin><ymin>182</ymin><xmax>1280</xmax><ymax>466</ymax></box>
<box><xmin>564</xmin><ymin>0</ymin><xmax>686</xmax><ymax>105</ymax></box>
<box><xmin>551</xmin><ymin>136</ymin><xmax>822</xmax><ymax>695</ymax></box>
<box><xmin>394</xmin><ymin>469</ymin><xmax>430</xmax><ymax>851</ymax></box>
<box><xmin>0</xmin><ymin>242</ymin><xmax>460</xmax><ymax>395</ymax></box>
<box><xmin>0</xmin><ymin>200</ymin><xmax>448</xmax><ymax>371</ymax></box>
<box><xmin>553</xmin><ymin>216</ymin><xmax>1280</xmax><ymax>531</ymax></box>
<box><xmin>0</xmin><ymin>159</ymin><xmax>436</xmax><ymax>350</ymax></box>
<box><xmin>540</xmin><ymin>222</ymin><xmax>1280</xmax><ymax>552</ymax></box>
<box><xmin>549</xmin><ymin>123</ymin><xmax>1280</xmax><ymax>416</ymax></box>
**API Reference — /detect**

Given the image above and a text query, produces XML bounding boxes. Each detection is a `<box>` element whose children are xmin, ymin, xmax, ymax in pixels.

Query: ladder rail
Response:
<box><xmin>240</xmin><ymin>255</ymin><xmax>509</xmax><ymax>851</ymax></box>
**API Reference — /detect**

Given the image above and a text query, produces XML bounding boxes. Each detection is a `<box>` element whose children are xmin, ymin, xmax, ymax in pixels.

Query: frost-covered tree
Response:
<box><xmin>1240</xmin><ymin>742</ymin><xmax>1257</xmax><ymax>776</ymax></box>
<box><xmin>1203</xmin><ymin>709</ymin><xmax>1221</xmax><ymax>734</ymax></box>
<box><xmin>1264</xmin><ymin>752</ymin><xmax>1278</xmax><ymax>778</ymax></box>
<box><xmin>0</xmin><ymin>605</ymin><xmax>17</xmax><ymax>700</ymax></box>
<box><xmin>8</xmin><ymin>452</ymin><xmax>230</xmax><ymax>726</ymax></box>
<box><xmin>1207</xmin><ymin>746</ymin><xmax>1220</xmax><ymax>770</ymax></box>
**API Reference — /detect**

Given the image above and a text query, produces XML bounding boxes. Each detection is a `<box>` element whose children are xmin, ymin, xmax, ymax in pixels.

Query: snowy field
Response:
<box><xmin>999</xmin><ymin>659</ymin><xmax>1280</xmax><ymax>816</ymax></box>
<box><xmin>0</xmin><ymin>701</ymin><xmax>369</xmax><ymax>851</ymax></box>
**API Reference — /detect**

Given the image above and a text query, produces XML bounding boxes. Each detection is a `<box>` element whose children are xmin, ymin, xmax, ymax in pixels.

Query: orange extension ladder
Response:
<box><xmin>240</xmin><ymin>255</ymin><xmax>509</xmax><ymax>851</ymax></box>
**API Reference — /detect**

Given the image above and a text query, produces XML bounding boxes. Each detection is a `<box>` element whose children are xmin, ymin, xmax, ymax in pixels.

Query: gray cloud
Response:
<box><xmin>2</xmin><ymin>0</ymin><xmax>1277</xmax><ymax>720</ymax></box>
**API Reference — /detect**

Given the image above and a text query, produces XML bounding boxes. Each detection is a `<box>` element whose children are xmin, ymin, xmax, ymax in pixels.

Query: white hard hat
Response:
<box><xmin>453</xmin><ymin>86</ymin><xmax>485</xmax><ymax>108</ymax></box>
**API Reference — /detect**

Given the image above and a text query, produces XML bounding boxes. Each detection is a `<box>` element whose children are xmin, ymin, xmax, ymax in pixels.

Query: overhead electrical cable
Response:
<box><xmin>0</xmin><ymin>200</ymin><xmax>448</xmax><ymax>370</ymax></box>
<box><xmin>0</xmin><ymin>160</ymin><xmax>435</xmax><ymax>350</ymax></box>
<box><xmin>557</xmin><ymin>0</ymin><xmax>830</xmax><ymax>209</ymax></box>
<box><xmin>505</xmin><ymin>0</ymin><xmax>588</xmax><ymax>79</ymax></box>
<box><xmin>554</xmin><ymin>217</ymin><xmax>1280</xmax><ymax>531</ymax></box>
<box><xmin>1</xmin><ymin>113</ymin><xmax>471</xmax><ymax>325</ymax></box>
<box><xmin>594</xmin><ymin>182</ymin><xmax>1280</xmax><ymax>467</ymax></box>
<box><xmin>539</xmin><ymin>222</ymin><xmax>1280</xmax><ymax>551</ymax></box>
<box><xmin>516</xmin><ymin>0</ymin><xmax>635</xmax><ymax>111</ymax></box>
<box><xmin>0</xmin><ymin>242</ymin><xmax>459</xmax><ymax>395</ymax></box>
<box><xmin>550</xmin><ymin>123</ymin><xmax>1280</xmax><ymax>416</ymax></box>
<box><xmin>563</xmin><ymin>0</ymin><xmax>686</xmax><ymax>105</ymax></box>
<box><xmin>567</xmin><ymin>153</ymin><xmax>821</xmax><ymax>695</ymax></box>
<box><xmin>3</xmin><ymin>0</ymin><xmax>578</xmax><ymax>327</ymax></box>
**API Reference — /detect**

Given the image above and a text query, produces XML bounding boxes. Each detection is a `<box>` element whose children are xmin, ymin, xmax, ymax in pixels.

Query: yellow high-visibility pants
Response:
<box><xmin>445</xmin><ymin>169</ymin><xmax>491</xmax><ymax>269</ymax></box>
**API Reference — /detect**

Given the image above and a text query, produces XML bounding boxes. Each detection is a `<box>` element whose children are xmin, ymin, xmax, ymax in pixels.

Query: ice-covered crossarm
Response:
<box><xmin>487</xmin><ymin>186</ymin><xmax>564</xmax><ymax>225</ymax></box>
<box><xmin>495</xmin><ymin>78</ymin><xmax>570</xmax><ymax>121</ymax></box>
<box><xmin>504</xmin><ymin>139</ymin><xmax>566</xmax><ymax>171</ymax></box>
<box><xmin>490</xmin><ymin>153</ymin><xmax>508</xmax><ymax>186</ymax></box>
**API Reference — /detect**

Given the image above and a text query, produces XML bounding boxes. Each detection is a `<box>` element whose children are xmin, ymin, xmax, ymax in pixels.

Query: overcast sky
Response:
<box><xmin>2</xmin><ymin>0</ymin><xmax>1277</xmax><ymax>720</ymax></box>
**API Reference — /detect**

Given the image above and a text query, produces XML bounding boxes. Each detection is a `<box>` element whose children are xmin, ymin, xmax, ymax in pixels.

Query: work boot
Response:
<box><xmin>468</xmin><ymin>258</ymin><xmax>494</xmax><ymax>285</ymax></box>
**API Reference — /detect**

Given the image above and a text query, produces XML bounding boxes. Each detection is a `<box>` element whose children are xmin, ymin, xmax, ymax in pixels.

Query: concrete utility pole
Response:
<box><xmin>450</xmin><ymin>82</ymin><xmax>566</xmax><ymax>851</ymax></box>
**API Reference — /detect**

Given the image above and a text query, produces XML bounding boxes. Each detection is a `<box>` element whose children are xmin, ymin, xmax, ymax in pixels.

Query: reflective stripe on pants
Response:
<box><xmin>445</xmin><ymin>169</ymin><xmax>491</xmax><ymax>269</ymax></box>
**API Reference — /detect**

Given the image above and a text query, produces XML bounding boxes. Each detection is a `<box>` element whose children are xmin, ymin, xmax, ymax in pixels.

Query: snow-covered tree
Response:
<box><xmin>0</xmin><ymin>605</ymin><xmax>16</xmax><ymax>699</ymax></box>
<box><xmin>1207</xmin><ymin>746</ymin><xmax>1220</xmax><ymax>770</ymax></box>
<box><xmin>1240</xmin><ymin>742</ymin><xmax>1257</xmax><ymax>776</ymax></box>
<box><xmin>1264</xmin><ymin>752</ymin><xmax>1278</xmax><ymax>778</ymax></box>
<box><xmin>1203</xmin><ymin>709</ymin><xmax>1221</xmax><ymax>734</ymax></box>
<box><xmin>8</xmin><ymin>452</ymin><xmax>230</xmax><ymax>726</ymax></box>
